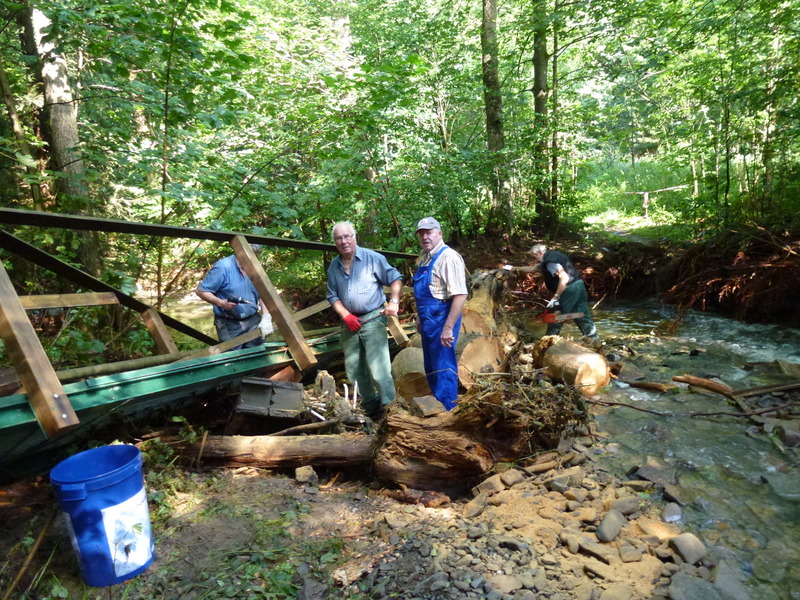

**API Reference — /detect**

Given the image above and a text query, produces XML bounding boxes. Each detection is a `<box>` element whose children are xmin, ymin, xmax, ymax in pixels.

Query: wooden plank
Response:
<box><xmin>180</xmin><ymin>329</ymin><xmax>265</xmax><ymax>361</ymax></box>
<box><xmin>387</xmin><ymin>315</ymin><xmax>410</xmax><ymax>346</ymax></box>
<box><xmin>19</xmin><ymin>292</ymin><xmax>119</xmax><ymax>310</ymax></box>
<box><xmin>232</xmin><ymin>236</ymin><xmax>317</xmax><ymax>371</ymax></box>
<box><xmin>141</xmin><ymin>308</ymin><xmax>179</xmax><ymax>355</ymax></box>
<box><xmin>293</xmin><ymin>299</ymin><xmax>331</xmax><ymax>321</ymax></box>
<box><xmin>0</xmin><ymin>208</ymin><xmax>416</xmax><ymax>261</ymax></box>
<box><xmin>0</xmin><ymin>263</ymin><xmax>78</xmax><ymax>436</ymax></box>
<box><xmin>0</xmin><ymin>230</ymin><xmax>217</xmax><ymax>345</ymax></box>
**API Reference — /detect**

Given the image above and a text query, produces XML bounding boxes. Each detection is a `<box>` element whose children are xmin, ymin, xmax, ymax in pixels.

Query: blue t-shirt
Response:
<box><xmin>326</xmin><ymin>247</ymin><xmax>402</xmax><ymax>315</ymax></box>
<box><xmin>198</xmin><ymin>255</ymin><xmax>260</xmax><ymax>319</ymax></box>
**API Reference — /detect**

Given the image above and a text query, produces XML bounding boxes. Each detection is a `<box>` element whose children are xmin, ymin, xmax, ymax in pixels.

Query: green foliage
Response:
<box><xmin>1</xmin><ymin>0</ymin><xmax>798</xmax><ymax>312</ymax></box>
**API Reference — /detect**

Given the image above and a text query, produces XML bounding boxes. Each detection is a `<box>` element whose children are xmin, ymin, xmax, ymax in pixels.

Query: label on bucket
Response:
<box><xmin>101</xmin><ymin>487</ymin><xmax>153</xmax><ymax>577</ymax></box>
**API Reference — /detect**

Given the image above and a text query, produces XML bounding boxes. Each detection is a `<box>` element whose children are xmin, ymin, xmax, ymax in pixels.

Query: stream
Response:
<box><xmin>525</xmin><ymin>301</ymin><xmax>800</xmax><ymax>599</ymax></box>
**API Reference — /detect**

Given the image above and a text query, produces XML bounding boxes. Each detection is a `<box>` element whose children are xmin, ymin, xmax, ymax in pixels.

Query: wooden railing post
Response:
<box><xmin>0</xmin><ymin>263</ymin><xmax>78</xmax><ymax>436</ymax></box>
<box><xmin>231</xmin><ymin>236</ymin><xmax>317</xmax><ymax>370</ymax></box>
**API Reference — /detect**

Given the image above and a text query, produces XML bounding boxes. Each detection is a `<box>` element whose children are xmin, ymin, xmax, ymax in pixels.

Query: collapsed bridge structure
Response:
<box><xmin>0</xmin><ymin>208</ymin><xmax>415</xmax><ymax>478</ymax></box>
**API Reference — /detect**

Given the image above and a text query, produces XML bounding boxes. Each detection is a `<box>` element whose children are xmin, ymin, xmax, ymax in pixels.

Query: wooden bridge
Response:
<box><xmin>0</xmin><ymin>209</ymin><xmax>415</xmax><ymax>477</ymax></box>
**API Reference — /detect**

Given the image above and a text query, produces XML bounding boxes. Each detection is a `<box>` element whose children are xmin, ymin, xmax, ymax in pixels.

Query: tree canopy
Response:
<box><xmin>1</xmin><ymin>0</ymin><xmax>798</xmax><ymax>295</ymax></box>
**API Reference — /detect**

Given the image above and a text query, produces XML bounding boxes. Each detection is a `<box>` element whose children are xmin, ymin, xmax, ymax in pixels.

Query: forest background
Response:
<box><xmin>1</xmin><ymin>0</ymin><xmax>799</xmax><ymax>362</ymax></box>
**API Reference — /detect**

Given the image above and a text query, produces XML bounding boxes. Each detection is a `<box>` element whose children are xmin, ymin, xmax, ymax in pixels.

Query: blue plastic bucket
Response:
<box><xmin>50</xmin><ymin>444</ymin><xmax>154</xmax><ymax>586</ymax></box>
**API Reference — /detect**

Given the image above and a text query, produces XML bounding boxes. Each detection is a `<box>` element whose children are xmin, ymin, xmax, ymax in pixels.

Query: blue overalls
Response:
<box><xmin>413</xmin><ymin>246</ymin><xmax>462</xmax><ymax>410</ymax></box>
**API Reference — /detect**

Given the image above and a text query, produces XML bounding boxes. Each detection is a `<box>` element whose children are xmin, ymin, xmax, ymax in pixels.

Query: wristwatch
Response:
<box><xmin>389</xmin><ymin>298</ymin><xmax>399</xmax><ymax>304</ymax></box>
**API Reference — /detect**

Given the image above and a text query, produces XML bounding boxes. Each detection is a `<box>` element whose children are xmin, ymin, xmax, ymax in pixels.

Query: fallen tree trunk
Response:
<box><xmin>160</xmin><ymin>433</ymin><xmax>376</xmax><ymax>468</ymax></box>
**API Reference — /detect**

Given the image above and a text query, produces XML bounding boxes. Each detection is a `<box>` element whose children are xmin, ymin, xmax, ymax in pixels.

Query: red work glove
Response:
<box><xmin>344</xmin><ymin>313</ymin><xmax>362</xmax><ymax>332</ymax></box>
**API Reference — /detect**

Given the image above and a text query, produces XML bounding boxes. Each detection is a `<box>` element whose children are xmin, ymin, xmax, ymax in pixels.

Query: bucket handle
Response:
<box><xmin>57</xmin><ymin>483</ymin><xmax>87</xmax><ymax>501</ymax></box>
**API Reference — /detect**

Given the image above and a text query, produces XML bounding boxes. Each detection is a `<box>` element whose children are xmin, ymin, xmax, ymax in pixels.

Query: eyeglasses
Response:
<box><xmin>334</xmin><ymin>234</ymin><xmax>354</xmax><ymax>242</ymax></box>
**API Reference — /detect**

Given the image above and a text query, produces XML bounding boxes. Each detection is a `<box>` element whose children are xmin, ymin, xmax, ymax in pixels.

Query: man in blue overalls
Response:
<box><xmin>412</xmin><ymin>217</ymin><xmax>468</xmax><ymax>410</ymax></box>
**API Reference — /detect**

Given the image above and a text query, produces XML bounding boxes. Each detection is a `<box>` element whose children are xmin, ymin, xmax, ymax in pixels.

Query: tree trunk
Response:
<box><xmin>19</xmin><ymin>4</ymin><xmax>101</xmax><ymax>277</ymax></box>
<box><xmin>481</xmin><ymin>0</ymin><xmax>511</xmax><ymax>235</ymax></box>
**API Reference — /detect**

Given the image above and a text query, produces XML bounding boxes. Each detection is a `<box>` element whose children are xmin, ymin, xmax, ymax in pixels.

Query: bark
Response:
<box><xmin>19</xmin><ymin>5</ymin><xmax>101</xmax><ymax>276</ymax></box>
<box><xmin>532</xmin><ymin>3</ymin><xmax>554</xmax><ymax>226</ymax></box>
<box><xmin>166</xmin><ymin>434</ymin><xmax>376</xmax><ymax>468</ymax></box>
<box><xmin>480</xmin><ymin>0</ymin><xmax>511</xmax><ymax>235</ymax></box>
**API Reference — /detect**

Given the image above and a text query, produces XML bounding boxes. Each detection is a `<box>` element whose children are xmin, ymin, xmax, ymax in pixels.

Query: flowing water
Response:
<box><xmin>526</xmin><ymin>301</ymin><xmax>800</xmax><ymax>599</ymax></box>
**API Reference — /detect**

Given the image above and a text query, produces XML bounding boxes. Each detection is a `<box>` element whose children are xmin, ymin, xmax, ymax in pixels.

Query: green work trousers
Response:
<box><xmin>546</xmin><ymin>280</ymin><xmax>599</xmax><ymax>339</ymax></box>
<box><xmin>340</xmin><ymin>309</ymin><xmax>396</xmax><ymax>417</ymax></box>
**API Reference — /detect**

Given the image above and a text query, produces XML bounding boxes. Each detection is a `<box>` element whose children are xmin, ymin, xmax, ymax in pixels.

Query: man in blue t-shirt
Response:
<box><xmin>196</xmin><ymin>246</ymin><xmax>272</xmax><ymax>350</ymax></box>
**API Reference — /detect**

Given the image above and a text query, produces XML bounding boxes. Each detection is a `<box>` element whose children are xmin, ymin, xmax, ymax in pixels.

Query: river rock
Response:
<box><xmin>596</xmin><ymin>509</ymin><xmax>627</xmax><ymax>542</ymax></box>
<box><xmin>636</xmin><ymin>456</ymin><xmax>677</xmax><ymax>486</ymax></box>
<box><xmin>669</xmin><ymin>573</ymin><xmax>726</xmax><ymax>600</ymax></box>
<box><xmin>638</xmin><ymin>518</ymin><xmax>682</xmax><ymax>541</ymax></box>
<box><xmin>487</xmin><ymin>574</ymin><xmax>523</xmax><ymax>594</ymax></box>
<box><xmin>611</xmin><ymin>495</ymin><xmax>641</xmax><ymax>515</ymax></box>
<box><xmin>714</xmin><ymin>559</ymin><xmax>753</xmax><ymax>600</ymax></box>
<box><xmin>295</xmin><ymin>465</ymin><xmax>319</xmax><ymax>485</ymax></box>
<box><xmin>501</xmin><ymin>469</ymin><xmax>526</xmax><ymax>487</ymax></box>
<box><xmin>761</xmin><ymin>471</ymin><xmax>800</xmax><ymax>501</ymax></box>
<box><xmin>662</xmin><ymin>502</ymin><xmax>682</xmax><ymax>523</ymax></box>
<box><xmin>598</xmin><ymin>582</ymin><xmax>634</xmax><ymax>600</ymax></box>
<box><xmin>670</xmin><ymin>532</ymin><xmax>708</xmax><ymax>564</ymax></box>
<box><xmin>463</xmin><ymin>493</ymin><xmax>488</xmax><ymax>518</ymax></box>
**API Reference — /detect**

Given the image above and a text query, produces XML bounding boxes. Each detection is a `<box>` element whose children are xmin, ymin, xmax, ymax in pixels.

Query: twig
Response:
<box><xmin>194</xmin><ymin>430</ymin><xmax>208</xmax><ymax>469</ymax></box>
<box><xmin>2</xmin><ymin>507</ymin><xmax>57</xmax><ymax>600</ymax></box>
<box><xmin>586</xmin><ymin>398</ymin><xmax>670</xmax><ymax>416</ymax></box>
<box><xmin>688</xmin><ymin>402</ymin><xmax>798</xmax><ymax>418</ymax></box>
<box><xmin>268</xmin><ymin>420</ymin><xmax>339</xmax><ymax>436</ymax></box>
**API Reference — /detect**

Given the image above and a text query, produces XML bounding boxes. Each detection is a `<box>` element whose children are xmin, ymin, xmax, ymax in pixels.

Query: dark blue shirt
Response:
<box><xmin>198</xmin><ymin>255</ymin><xmax>260</xmax><ymax>319</ymax></box>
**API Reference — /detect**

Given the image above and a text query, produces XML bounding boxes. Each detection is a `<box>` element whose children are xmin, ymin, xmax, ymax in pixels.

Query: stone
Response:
<box><xmin>463</xmin><ymin>493</ymin><xmax>489</xmax><ymax>518</ymax></box>
<box><xmin>564</xmin><ymin>487</ymin><xmax>588</xmax><ymax>503</ymax></box>
<box><xmin>579</xmin><ymin>537</ymin><xmax>618</xmax><ymax>564</ymax></box>
<box><xmin>412</xmin><ymin>395</ymin><xmax>447</xmax><ymax>416</ymax></box>
<box><xmin>670</xmin><ymin>532</ymin><xmax>708</xmax><ymax>564</ymax></box>
<box><xmin>622</xmin><ymin>480</ymin><xmax>654</xmax><ymax>492</ymax></box>
<box><xmin>714</xmin><ymin>559</ymin><xmax>753</xmax><ymax>600</ymax></box>
<box><xmin>583</xmin><ymin>558</ymin><xmax>618</xmax><ymax>581</ymax></box>
<box><xmin>295</xmin><ymin>465</ymin><xmax>319</xmax><ymax>485</ymax></box>
<box><xmin>487</xmin><ymin>574</ymin><xmax>523</xmax><ymax>594</ymax></box>
<box><xmin>636</xmin><ymin>461</ymin><xmax>677</xmax><ymax>486</ymax></box>
<box><xmin>663</xmin><ymin>483</ymin><xmax>694</xmax><ymax>505</ymax></box>
<box><xmin>761</xmin><ymin>471</ymin><xmax>800</xmax><ymax>501</ymax></box>
<box><xmin>598</xmin><ymin>582</ymin><xmax>634</xmax><ymax>600</ymax></box>
<box><xmin>500</xmin><ymin>469</ymin><xmax>526</xmax><ymax>487</ymax></box>
<box><xmin>297</xmin><ymin>576</ymin><xmax>328</xmax><ymax>600</ymax></box>
<box><xmin>638</xmin><ymin>518</ymin><xmax>682</xmax><ymax>541</ymax></box>
<box><xmin>618</xmin><ymin>543</ymin><xmax>644</xmax><ymax>563</ymax></box>
<box><xmin>512</xmin><ymin>591</ymin><xmax>537</xmax><ymax>600</ymax></box>
<box><xmin>662</xmin><ymin>502</ymin><xmax>682</xmax><ymax>523</ymax></box>
<box><xmin>596</xmin><ymin>509</ymin><xmax>627</xmax><ymax>542</ymax></box>
<box><xmin>669</xmin><ymin>573</ymin><xmax>726</xmax><ymax>600</ymax></box>
<box><xmin>473</xmin><ymin>474</ymin><xmax>507</xmax><ymax>496</ymax></box>
<box><xmin>611</xmin><ymin>495</ymin><xmax>641</xmax><ymax>515</ymax></box>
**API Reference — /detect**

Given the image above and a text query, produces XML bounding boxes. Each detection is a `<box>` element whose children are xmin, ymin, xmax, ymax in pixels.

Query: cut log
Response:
<box><xmin>163</xmin><ymin>433</ymin><xmax>375</xmax><ymax>468</ymax></box>
<box><xmin>540</xmin><ymin>339</ymin><xmax>610</xmax><ymax>395</ymax></box>
<box><xmin>458</xmin><ymin>336</ymin><xmax>505</xmax><ymax>389</ymax></box>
